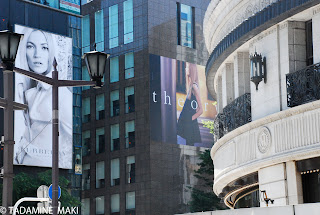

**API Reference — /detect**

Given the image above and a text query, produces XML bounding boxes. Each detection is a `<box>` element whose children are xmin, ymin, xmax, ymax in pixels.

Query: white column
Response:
<box><xmin>234</xmin><ymin>52</ymin><xmax>250</xmax><ymax>98</ymax></box>
<box><xmin>312</xmin><ymin>11</ymin><xmax>320</xmax><ymax>63</ymax></box>
<box><xmin>216</xmin><ymin>75</ymin><xmax>223</xmax><ymax>113</ymax></box>
<box><xmin>259</xmin><ymin>163</ymin><xmax>288</xmax><ymax>207</ymax></box>
<box><xmin>286</xmin><ymin>161</ymin><xmax>303</xmax><ymax>205</ymax></box>
<box><xmin>221</xmin><ymin>63</ymin><xmax>234</xmax><ymax>108</ymax></box>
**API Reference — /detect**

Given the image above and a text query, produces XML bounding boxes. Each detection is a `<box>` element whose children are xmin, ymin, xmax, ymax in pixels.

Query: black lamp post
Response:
<box><xmin>250</xmin><ymin>51</ymin><xmax>267</xmax><ymax>90</ymax></box>
<box><xmin>82</xmin><ymin>50</ymin><xmax>109</xmax><ymax>88</ymax></box>
<box><xmin>0</xmin><ymin>30</ymin><xmax>109</xmax><ymax>215</ymax></box>
<box><xmin>0</xmin><ymin>30</ymin><xmax>25</xmax><ymax>215</ymax></box>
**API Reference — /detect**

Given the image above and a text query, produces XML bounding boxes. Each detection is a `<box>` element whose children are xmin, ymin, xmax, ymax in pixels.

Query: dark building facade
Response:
<box><xmin>0</xmin><ymin>0</ymin><xmax>82</xmax><ymax>205</ymax></box>
<box><xmin>80</xmin><ymin>0</ymin><xmax>212</xmax><ymax>215</ymax></box>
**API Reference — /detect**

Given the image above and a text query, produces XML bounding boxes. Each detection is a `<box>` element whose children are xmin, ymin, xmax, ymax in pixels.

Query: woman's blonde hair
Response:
<box><xmin>15</xmin><ymin>28</ymin><xmax>55</xmax><ymax>91</ymax></box>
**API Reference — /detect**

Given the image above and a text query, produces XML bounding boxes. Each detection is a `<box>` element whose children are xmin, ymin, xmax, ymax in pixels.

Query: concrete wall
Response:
<box><xmin>176</xmin><ymin>202</ymin><xmax>320</xmax><ymax>215</ymax></box>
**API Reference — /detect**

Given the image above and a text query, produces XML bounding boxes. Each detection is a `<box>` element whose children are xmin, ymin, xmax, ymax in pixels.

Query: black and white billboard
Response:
<box><xmin>14</xmin><ymin>25</ymin><xmax>73</xmax><ymax>169</ymax></box>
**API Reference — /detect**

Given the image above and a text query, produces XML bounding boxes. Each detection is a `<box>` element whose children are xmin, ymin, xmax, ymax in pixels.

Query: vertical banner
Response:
<box><xmin>150</xmin><ymin>54</ymin><xmax>216</xmax><ymax>148</ymax></box>
<box><xmin>14</xmin><ymin>25</ymin><xmax>73</xmax><ymax>169</ymax></box>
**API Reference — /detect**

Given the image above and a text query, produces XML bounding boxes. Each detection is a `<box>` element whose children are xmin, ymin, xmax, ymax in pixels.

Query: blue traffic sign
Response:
<box><xmin>48</xmin><ymin>184</ymin><xmax>61</xmax><ymax>200</ymax></box>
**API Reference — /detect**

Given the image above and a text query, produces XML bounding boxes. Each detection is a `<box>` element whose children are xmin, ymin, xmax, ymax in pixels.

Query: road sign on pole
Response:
<box><xmin>48</xmin><ymin>184</ymin><xmax>61</xmax><ymax>200</ymax></box>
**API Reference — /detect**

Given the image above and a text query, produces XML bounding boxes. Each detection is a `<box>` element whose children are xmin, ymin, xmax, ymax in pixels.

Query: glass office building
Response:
<box><xmin>80</xmin><ymin>0</ymin><xmax>213</xmax><ymax>214</ymax></box>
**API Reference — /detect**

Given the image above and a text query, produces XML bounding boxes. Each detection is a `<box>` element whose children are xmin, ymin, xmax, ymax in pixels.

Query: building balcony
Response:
<box><xmin>211</xmin><ymin>100</ymin><xmax>320</xmax><ymax>205</ymax></box>
<box><xmin>287</xmin><ymin>63</ymin><xmax>320</xmax><ymax>107</ymax></box>
<box><xmin>214</xmin><ymin>93</ymin><xmax>251</xmax><ymax>142</ymax></box>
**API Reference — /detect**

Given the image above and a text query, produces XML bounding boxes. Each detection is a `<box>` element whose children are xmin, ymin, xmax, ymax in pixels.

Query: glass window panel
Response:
<box><xmin>124</xmin><ymin>32</ymin><xmax>134</xmax><ymax>45</ymax></box>
<box><xmin>111</xmin><ymin>124</ymin><xmax>120</xmax><ymax>151</ymax></box>
<box><xmin>82</xmin><ymin>66</ymin><xmax>90</xmax><ymax>90</ymax></box>
<box><xmin>125</xmin><ymin>87</ymin><xmax>134</xmax><ymax>113</ymax></box>
<box><xmin>96</xmin><ymin>94</ymin><xmax>105</xmax><ymax>120</ymax></box>
<box><xmin>82</xmin><ymin>97</ymin><xmax>90</xmax><ymax>123</ymax></box>
<box><xmin>111</xmin><ymin>158</ymin><xmax>120</xmax><ymax>186</ymax></box>
<box><xmin>96</xmin><ymin>128</ymin><xmax>105</xmax><ymax>154</ymax></box>
<box><xmin>110</xmin><ymin>57</ymin><xmax>119</xmax><ymax>83</ymax></box>
<box><xmin>110</xmin><ymin>90</ymin><xmax>120</xmax><ymax>117</ymax></box>
<box><xmin>109</xmin><ymin>4</ymin><xmax>119</xmax><ymax>48</ymax></box>
<box><xmin>125</xmin><ymin>52</ymin><xmax>134</xmax><ymax>69</ymax></box>
<box><xmin>82</xmin><ymin>130</ymin><xmax>91</xmax><ymax>156</ymax></box>
<box><xmin>96</xmin><ymin>41</ymin><xmax>104</xmax><ymax>52</ymax></box>
<box><xmin>125</xmin><ymin>120</ymin><xmax>135</xmax><ymax>148</ymax></box>
<box><xmin>123</xmin><ymin>0</ymin><xmax>133</xmax><ymax>44</ymax></box>
<box><xmin>95</xmin><ymin>10</ymin><xmax>104</xmax><ymax>44</ymax></box>
<box><xmin>109</xmin><ymin>37</ymin><xmax>119</xmax><ymax>49</ymax></box>
<box><xmin>125</xmin><ymin>53</ymin><xmax>134</xmax><ymax>79</ymax></box>
<box><xmin>82</xmin><ymin>164</ymin><xmax>90</xmax><ymax>190</ymax></box>
<box><xmin>126</xmin><ymin>156</ymin><xmax>135</xmax><ymax>184</ymax></box>
<box><xmin>96</xmin><ymin>161</ymin><xmax>105</xmax><ymax>188</ymax></box>
<box><xmin>82</xmin><ymin>15</ymin><xmax>90</xmax><ymax>48</ymax></box>
<box><xmin>81</xmin><ymin>198</ymin><xmax>90</xmax><ymax>215</ymax></box>
<box><xmin>96</xmin><ymin>196</ymin><xmax>104</xmax><ymax>215</ymax></box>
<box><xmin>178</xmin><ymin>4</ymin><xmax>194</xmax><ymax>48</ymax></box>
<box><xmin>126</xmin><ymin>192</ymin><xmax>135</xmax><ymax>209</ymax></box>
<box><xmin>111</xmin><ymin>194</ymin><xmax>120</xmax><ymax>213</ymax></box>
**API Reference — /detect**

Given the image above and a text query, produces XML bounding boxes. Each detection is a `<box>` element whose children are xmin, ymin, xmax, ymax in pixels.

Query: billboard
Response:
<box><xmin>14</xmin><ymin>25</ymin><xmax>73</xmax><ymax>169</ymax></box>
<box><xmin>150</xmin><ymin>55</ymin><xmax>217</xmax><ymax>148</ymax></box>
<box><xmin>60</xmin><ymin>0</ymin><xmax>80</xmax><ymax>15</ymax></box>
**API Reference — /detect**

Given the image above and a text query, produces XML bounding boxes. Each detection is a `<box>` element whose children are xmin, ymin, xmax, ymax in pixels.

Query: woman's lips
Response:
<box><xmin>33</xmin><ymin>62</ymin><xmax>43</xmax><ymax>66</ymax></box>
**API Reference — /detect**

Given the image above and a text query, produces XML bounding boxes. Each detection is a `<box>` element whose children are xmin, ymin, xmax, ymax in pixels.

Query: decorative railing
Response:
<box><xmin>214</xmin><ymin>93</ymin><xmax>251</xmax><ymax>142</ymax></box>
<box><xmin>287</xmin><ymin>63</ymin><xmax>320</xmax><ymax>107</ymax></box>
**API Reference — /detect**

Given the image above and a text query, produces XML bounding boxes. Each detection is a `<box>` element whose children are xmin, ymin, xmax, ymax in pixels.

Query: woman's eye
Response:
<box><xmin>26</xmin><ymin>45</ymin><xmax>34</xmax><ymax>49</ymax></box>
<box><xmin>42</xmin><ymin>46</ymin><xmax>49</xmax><ymax>51</ymax></box>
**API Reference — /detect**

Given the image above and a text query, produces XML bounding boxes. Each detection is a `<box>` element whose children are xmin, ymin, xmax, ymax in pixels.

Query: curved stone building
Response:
<box><xmin>204</xmin><ymin>0</ymin><xmax>320</xmax><ymax>209</ymax></box>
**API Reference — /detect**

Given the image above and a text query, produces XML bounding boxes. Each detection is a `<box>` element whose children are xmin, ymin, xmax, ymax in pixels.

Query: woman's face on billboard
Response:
<box><xmin>26</xmin><ymin>31</ymin><xmax>49</xmax><ymax>74</ymax></box>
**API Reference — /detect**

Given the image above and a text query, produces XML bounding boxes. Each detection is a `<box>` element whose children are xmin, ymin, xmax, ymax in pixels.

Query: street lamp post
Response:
<box><xmin>0</xmin><ymin>30</ymin><xmax>109</xmax><ymax>215</ymax></box>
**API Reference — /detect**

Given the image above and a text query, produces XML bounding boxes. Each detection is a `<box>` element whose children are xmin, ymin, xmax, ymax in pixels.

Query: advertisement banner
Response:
<box><xmin>60</xmin><ymin>0</ymin><xmax>80</xmax><ymax>15</ymax></box>
<box><xmin>150</xmin><ymin>54</ymin><xmax>216</xmax><ymax>148</ymax></box>
<box><xmin>14</xmin><ymin>25</ymin><xmax>73</xmax><ymax>169</ymax></box>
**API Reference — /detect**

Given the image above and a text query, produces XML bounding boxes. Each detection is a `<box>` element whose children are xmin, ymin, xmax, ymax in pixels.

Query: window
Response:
<box><xmin>82</xmin><ymin>131</ymin><xmax>91</xmax><ymax>156</ymax></box>
<box><xmin>125</xmin><ymin>121</ymin><xmax>135</xmax><ymax>148</ymax></box>
<box><xmin>111</xmin><ymin>194</ymin><xmax>120</xmax><ymax>214</ymax></box>
<box><xmin>125</xmin><ymin>53</ymin><xmax>134</xmax><ymax>79</ymax></box>
<box><xmin>82</xmin><ymin>97</ymin><xmax>90</xmax><ymax>123</ymax></box>
<box><xmin>96</xmin><ymin>128</ymin><xmax>105</xmax><ymax>154</ymax></box>
<box><xmin>96</xmin><ymin>196</ymin><xmax>104</xmax><ymax>215</ymax></box>
<box><xmin>29</xmin><ymin>0</ymin><xmax>59</xmax><ymax>8</ymax></box>
<box><xmin>111</xmin><ymin>124</ymin><xmax>120</xmax><ymax>151</ymax></box>
<box><xmin>306</xmin><ymin>20</ymin><xmax>313</xmax><ymax>66</ymax></box>
<box><xmin>110</xmin><ymin>90</ymin><xmax>120</xmax><ymax>117</ymax></box>
<box><xmin>123</xmin><ymin>0</ymin><xmax>133</xmax><ymax>44</ymax></box>
<box><xmin>96</xmin><ymin>94</ymin><xmax>105</xmax><ymax>120</ymax></box>
<box><xmin>82</xmin><ymin>66</ymin><xmax>91</xmax><ymax>90</ymax></box>
<box><xmin>96</xmin><ymin>161</ymin><xmax>105</xmax><ymax>189</ymax></box>
<box><xmin>125</xmin><ymin>86</ymin><xmax>135</xmax><ymax>113</ymax></box>
<box><xmin>95</xmin><ymin>10</ymin><xmax>104</xmax><ymax>51</ymax></box>
<box><xmin>110</xmin><ymin>57</ymin><xmax>119</xmax><ymax>83</ymax></box>
<box><xmin>111</xmin><ymin>158</ymin><xmax>120</xmax><ymax>186</ymax></box>
<box><xmin>126</xmin><ymin>156</ymin><xmax>135</xmax><ymax>184</ymax></box>
<box><xmin>82</xmin><ymin>15</ymin><xmax>90</xmax><ymax>54</ymax></box>
<box><xmin>81</xmin><ymin>198</ymin><xmax>90</xmax><ymax>215</ymax></box>
<box><xmin>177</xmin><ymin>3</ymin><xmax>194</xmax><ymax>48</ymax></box>
<box><xmin>82</xmin><ymin>164</ymin><xmax>90</xmax><ymax>190</ymax></box>
<box><xmin>126</xmin><ymin>192</ymin><xmax>135</xmax><ymax>213</ymax></box>
<box><xmin>109</xmin><ymin>4</ymin><xmax>119</xmax><ymax>49</ymax></box>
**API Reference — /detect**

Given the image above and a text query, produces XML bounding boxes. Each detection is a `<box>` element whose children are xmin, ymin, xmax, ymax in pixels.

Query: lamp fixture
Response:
<box><xmin>250</xmin><ymin>51</ymin><xmax>266</xmax><ymax>90</ymax></box>
<box><xmin>0</xmin><ymin>30</ymin><xmax>23</xmax><ymax>70</ymax></box>
<box><xmin>82</xmin><ymin>50</ymin><xmax>109</xmax><ymax>88</ymax></box>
